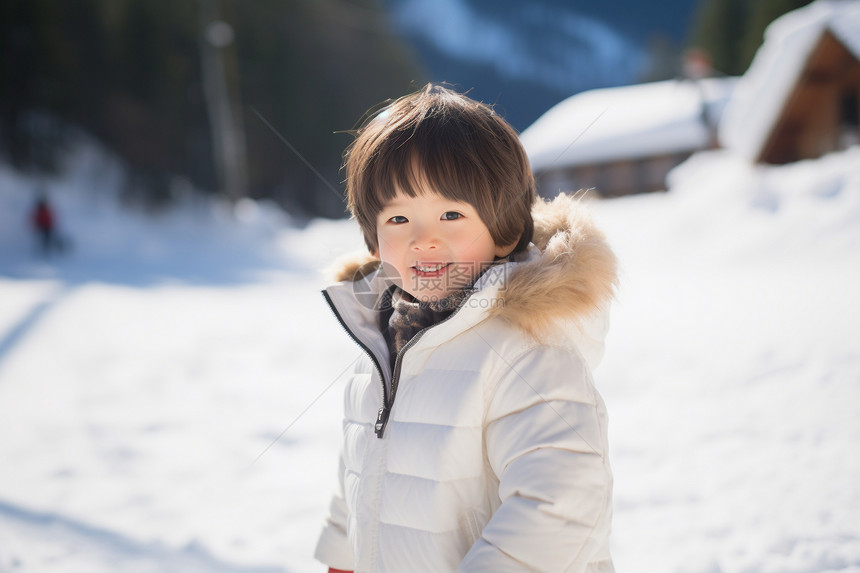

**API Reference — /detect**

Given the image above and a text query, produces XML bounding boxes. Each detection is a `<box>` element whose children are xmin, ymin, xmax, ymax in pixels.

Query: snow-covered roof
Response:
<box><xmin>520</xmin><ymin>78</ymin><xmax>737</xmax><ymax>172</ymax></box>
<box><xmin>719</xmin><ymin>0</ymin><xmax>860</xmax><ymax>160</ymax></box>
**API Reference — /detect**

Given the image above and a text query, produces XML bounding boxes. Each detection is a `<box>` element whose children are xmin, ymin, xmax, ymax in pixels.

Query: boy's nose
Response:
<box><xmin>410</xmin><ymin>229</ymin><xmax>439</xmax><ymax>251</ymax></box>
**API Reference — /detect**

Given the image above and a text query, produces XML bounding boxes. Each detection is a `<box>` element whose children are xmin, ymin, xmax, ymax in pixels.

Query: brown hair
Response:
<box><xmin>344</xmin><ymin>83</ymin><xmax>536</xmax><ymax>255</ymax></box>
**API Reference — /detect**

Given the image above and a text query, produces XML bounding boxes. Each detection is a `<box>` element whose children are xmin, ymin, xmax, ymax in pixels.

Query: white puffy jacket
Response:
<box><xmin>314</xmin><ymin>195</ymin><xmax>618</xmax><ymax>573</ymax></box>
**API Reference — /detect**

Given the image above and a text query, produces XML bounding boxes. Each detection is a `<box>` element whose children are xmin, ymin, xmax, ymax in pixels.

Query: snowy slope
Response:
<box><xmin>1</xmin><ymin>143</ymin><xmax>860</xmax><ymax>572</ymax></box>
<box><xmin>595</xmin><ymin>147</ymin><xmax>860</xmax><ymax>572</ymax></box>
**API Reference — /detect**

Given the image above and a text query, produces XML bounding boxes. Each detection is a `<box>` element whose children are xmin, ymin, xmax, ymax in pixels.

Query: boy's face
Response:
<box><xmin>375</xmin><ymin>189</ymin><xmax>511</xmax><ymax>303</ymax></box>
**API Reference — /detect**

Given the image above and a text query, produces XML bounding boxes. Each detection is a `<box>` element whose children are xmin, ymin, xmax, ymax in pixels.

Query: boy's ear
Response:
<box><xmin>494</xmin><ymin>241</ymin><xmax>517</xmax><ymax>258</ymax></box>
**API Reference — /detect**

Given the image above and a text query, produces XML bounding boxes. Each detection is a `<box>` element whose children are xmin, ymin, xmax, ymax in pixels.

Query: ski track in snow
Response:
<box><xmin>1</xmin><ymin>148</ymin><xmax>860</xmax><ymax>571</ymax></box>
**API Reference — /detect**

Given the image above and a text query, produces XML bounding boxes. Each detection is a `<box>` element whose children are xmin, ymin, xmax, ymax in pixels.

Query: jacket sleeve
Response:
<box><xmin>314</xmin><ymin>452</ymin><xmax>355</xmax><ymax>570</ymax></box>
<box><xmin>458</xmin><ymin>345</ymin><xmax>612</xmax><ymax>573</ymax></box>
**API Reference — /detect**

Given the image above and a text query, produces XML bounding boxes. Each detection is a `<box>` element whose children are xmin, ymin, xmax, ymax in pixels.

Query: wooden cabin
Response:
<box><xmin>520</xmin><ymin>78</ymin><xmax>736</xmax><ymax>199</ymax></box>
<box><xmin>719</xmin><ymin>1</ymin><xmax>860</xmax><ymax>165</ymax></box>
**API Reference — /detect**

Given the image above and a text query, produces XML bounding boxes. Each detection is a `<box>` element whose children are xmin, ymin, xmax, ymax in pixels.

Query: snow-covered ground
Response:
<box><xmin>1</xmin><ymin>144</ymin><xmax>859</xmax><ymax>572</ymax></box>
<box><xmin>596</xmin><ymin>148</ymin><xmax>860</xmax><ymax>572</ymax></box>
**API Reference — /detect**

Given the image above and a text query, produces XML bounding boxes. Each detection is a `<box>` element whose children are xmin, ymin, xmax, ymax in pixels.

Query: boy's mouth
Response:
<box><xmin>412</xmin><ymin>262</ymin><xmax>451</xmax><ymax>277</ymax></box>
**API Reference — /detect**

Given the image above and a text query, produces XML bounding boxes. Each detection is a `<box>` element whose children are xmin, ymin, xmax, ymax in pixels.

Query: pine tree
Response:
<box><xmin>741</xmin><ymin>0</ymin><xmax>814</xmax><ymax>68</ymax></box>
<box><xmin>689</xmin><ymin>0</ymin><xmax>814</xmax><ymax>76</ymax></box>
<box><xmin>689</xmin><ymin>0</ymin><xmax>748</xmax><ymax>76</ymax></box>
<box><xmin>0</xmin><ymin>0</ymin><xmax>423</xmax><ymax>215</ymax></box>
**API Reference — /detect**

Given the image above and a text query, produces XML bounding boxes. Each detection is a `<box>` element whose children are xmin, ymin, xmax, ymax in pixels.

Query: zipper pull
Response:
<box><xmin>375</xmin><ymin>406</ymin><xmax>390</xmax><ymax>439</ymax></box>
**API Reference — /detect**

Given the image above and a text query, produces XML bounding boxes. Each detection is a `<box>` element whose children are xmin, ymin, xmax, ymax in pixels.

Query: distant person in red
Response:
<box><xmin>31</xmin><ymin>196</ymin><xmax>60</xmax><ymax>256</ymax></box>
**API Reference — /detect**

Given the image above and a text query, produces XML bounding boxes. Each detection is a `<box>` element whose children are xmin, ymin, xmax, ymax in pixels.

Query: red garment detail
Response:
<box><xmin>33</xmin><ymin>205</ymin><xmax>54</xmax><ymax>230</ymax></box>
<box><xmin>328</xmin><ymin>569</ymin><xmax>353</xmax><ymax>573</ymax></box>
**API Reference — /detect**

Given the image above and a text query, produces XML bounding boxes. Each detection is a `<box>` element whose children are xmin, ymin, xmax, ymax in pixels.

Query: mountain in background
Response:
<box><xmin>382</xmin><ymin>0</ymin><xmax>701</xmax><ymax>131</ymax></box>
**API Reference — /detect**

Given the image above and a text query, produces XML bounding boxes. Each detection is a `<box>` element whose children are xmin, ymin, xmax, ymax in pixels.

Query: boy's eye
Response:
<box><xmin>441</xmin><ymin>211</ymin><xmax>462</xmax><ymax>220</ymax></box>
<box><xmin>388</xmin><ymin>215</ymin><xmax>408</xmax><ymax>224</ymax></box>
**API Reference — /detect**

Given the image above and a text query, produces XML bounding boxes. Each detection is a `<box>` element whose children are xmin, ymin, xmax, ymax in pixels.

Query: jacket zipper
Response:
<box><xmin>323</xmin><ymin>289</ymin><xmax>472</xmax><ymax>439</ymax></box>
<box><xmin>380</xmin><ymin>328</ymin><xmax>428</xmax><ymax>437</ymax></box>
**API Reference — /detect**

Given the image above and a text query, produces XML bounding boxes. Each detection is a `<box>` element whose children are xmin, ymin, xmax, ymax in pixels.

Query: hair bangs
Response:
<box><xmin>396</xmin><ymin>144</ymin><xmax>481</xmax><ymax>207</ymax></box>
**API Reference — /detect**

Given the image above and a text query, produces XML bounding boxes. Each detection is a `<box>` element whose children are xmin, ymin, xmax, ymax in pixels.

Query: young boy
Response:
<box><xmin>315</xmin><ymin>84</ymin><xmax>617</xmax><ymax>572</ymax></box>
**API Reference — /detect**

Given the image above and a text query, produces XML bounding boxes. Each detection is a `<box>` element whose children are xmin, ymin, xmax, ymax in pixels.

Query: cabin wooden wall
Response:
<box><xmin>535</xmin><ymin>152</ymin><xmax>692</xmax><ymax>198</ymax></box>
<box><xmin>760</xmin><ymin>30</ymin><xmax>860</xmax><ymax>164</ymax></box>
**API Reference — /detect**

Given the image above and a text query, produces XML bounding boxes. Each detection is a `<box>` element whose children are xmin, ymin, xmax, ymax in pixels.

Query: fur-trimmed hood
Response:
<box><xmin>327</xmin><ymin>193</ymin><xmax>618</xmax><ymax>344</ymax></box>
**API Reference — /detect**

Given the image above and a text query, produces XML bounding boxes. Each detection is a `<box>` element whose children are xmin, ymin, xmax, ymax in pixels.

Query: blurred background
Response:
<box><xmin>0</xmin><ymin>0</ymin><xmax>814</xmax><ymax>218</ymax></box>
<box><xmin>2</xmin><ymin>1</ymin><xmax>860</xmax><ymax>573</ymax></box>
